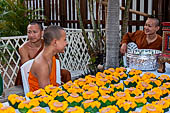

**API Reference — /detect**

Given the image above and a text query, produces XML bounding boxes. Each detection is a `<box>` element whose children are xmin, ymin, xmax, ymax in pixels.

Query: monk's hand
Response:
<box><xmin>120</xmin><ymin>43</ymin><xmax>127</xmax><ymax>55</ymax></box>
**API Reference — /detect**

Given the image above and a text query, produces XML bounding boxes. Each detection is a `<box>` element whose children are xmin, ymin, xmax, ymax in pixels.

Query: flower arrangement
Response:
<box><xmin>141</xmin><ymin>104</ymin><xmax>164</xmax><ymax>113</ymax></box>
<box><xmin>82</xmin><ymin>100</ymin><xmax>101</xmax><ymax>113</ymax></box>
<box><xmin>117</xmin><ymin>72</ymin><xmax>127</xmax><ymax>80</ymax></box>
<box><xmin>113</xmin><ymin>92</ymin><xmax>130</xmax><ymax>101</ymax></box>
<box><xmin>66</xmin><ymin>93</ymin><xmax>83</xmax><ymax>107</ymax></box>
<box><xmin>134</xmin><ymin>95</ymin><xmax>147</xmax><ymax>108</ymax></box>
<box><xmin>99</xmin><ymin>105</ymin><xmax>119</xmax><ymax>113</ymax></box>
<box><xmin>8</xmin><ymin>94</ymin><xmax>25</xmax><ymax>109</ymax></box>
<box><xmin>153</xmin><ymin>86</ymin><xmax>169</xmax><ymax>98</ymax></box>
<box><xmin>106</xmin><ymin>75</ymin><xmax>120</xmax><ymax>84</ymax></box>
<box><xmin>144</xmin><ymin>90</ymin><xmax>161</xmax><ymax>103</ymax></box>
<box><xmin>37</xmin><ymin>95</ymin><xmax>53</xmax><ymax>107</ymax></box>
<box><xmin>82</xmin><ymin>90</ymin><xmax>99</xmax><ymax>100</ymax></box>
<box><xmin>50</xmin><ymin>90</ymin><xmax>68</xmax><ymax>102</ymax></box>
<box><xmin>0</xmin><ymin>103</ymin><xmax>3</xmax><ymax>108</ymax></box>
<box><xmin>44</xmin><ymin>85</ymin><xmax>62</xmax><ymax>95</ymax></box>
<box><xmin>144</xmin><ymin>78</ymin><xmax>161</xmax><ymax>88</ymax></box>
<box><xmin>141</xmin><ymin>72</ymin><xmax>156</xmax><ymax>80</ymax></box>
<box><xmin>82</xmin><ymin>83</ymin><xmax>98</xmax><ymax>91</ymax></box>
<box><xmin>98</xmin><ymin>87</ymin><xmax>113</xmax><ymax>96</ymax></box>
<box><xmin>116</xmin><ymin>99</ymin><xmax>137</xmax><ymax>113</ymax></box>
<box><xmin>67</xmin><ymin>85</ymin><xmax>84</xmax><ymax>94</ymax></box>
<box><xmin>18</xmin><ymin>99</ymin><xmax>40</xmax><ymax>113</ymax></box>
<box><xmin>110</xmin><ymin>83</ymin><xmax>124</xmax><ymax>92</ymax></box>
<box><xmin>153</xmin><ymin>100</ymin><xmax>170</xmax><ymax>112</ymax></box>
<box><xmin>0</xmin><ymin>106</ymin><xmax>16</xmax><ymax>113</ymax></box>
<box><xmin>98</xmin><ymin>95</ymin><xmax>116</xmax><ymax>107</ymax></box>
<box><xmin>74</xmin><ymin>78</ymin><xmax>87</xmax><ymax>87</ymax></box>
<box><xmin>129</xmin><ymin>112</ymin><xmax>141</xmax><ymax>113</ymax></box>
<box><xmin>162</xmin><ymin>82</ymin><xmax>170</xmax><ymax>90</ymax></box>
<box><xmin>96</xmin><ymin>72</ymin><xmax>107</xmax><ymax>79</ymax></box>
<box><xmin>27</xmin><ymin>107</ymin><xmax>47</xmax><ymax>113</ymax></box>
<box><xmin>123</xmin><ymin>78</ymin><xmax>137</xmax><ymax>88</ymax></box>
<box><xmin>128</xmin><ymin>69</ymin><xmax>142</xmax><ymax>77</ymax></box>
<box><xmin>62</xmin><ymin>81</ymin><xmax>74</xmax><ymax>90</ymax></box>
<box><xmin>48</xmin><ymin>100</ymin><xmax>68</xmax><ymax>113</ymax></box>
<box><xmin>85</xmin><ymin>75</ymin><xmax>96</xmax><ymax>83</ymax></box>
<box><xmin>26</xmin><ymin>89</ymin><xmax>46</xmax><ymax>99</ymax></box>
<box><xmin>158</xmin><ymin>75</ymin><xmax>170</xmax><ymax>83</ymax></box>
<box><xmin>103</xmin><ymin>69</ymin><xmax>113</xmax><ymax>75</ymax></box>
<box><xmin>64</xmin><ymin>106</ymin><xmax>84</xmax><ymax>113</ymax></box>
<box><xmin>125</xmin><ymin>87</ymin><xmax>142</xmax><ymax>97</ymax></box>
<box><xmin>115</xmin><ymin>67</ymin><xmax>127</xmax><ymax>73</ymax></box>
<box><xmin>96</xmin><ymin>78</ymin><xmax>111</xmax><ymax>87</ymax></box>
<box><xmin>136</xmin><ymin>81</ymin><xmax>153</xmax><ymax>92</ymax></box>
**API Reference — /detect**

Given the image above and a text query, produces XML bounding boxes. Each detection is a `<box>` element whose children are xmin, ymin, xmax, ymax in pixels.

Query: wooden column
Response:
<box><xmin>44</xmin><ymin>0</ymin><xmax>50</xmax><ymax>25</ymax></box>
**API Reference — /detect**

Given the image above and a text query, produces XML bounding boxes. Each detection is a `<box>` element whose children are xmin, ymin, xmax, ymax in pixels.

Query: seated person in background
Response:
<box><xmin>120</xmin><ymin>16</ymin><xmax>162</xmax><ymax>54</ymax></box>
<box><xmin>29</xmin><ymin>25</ymin><xmax>68</xmax><ymax>91</ymax></box>
<box><xmin>15</xmin><ymin>21</ymin><xmax>71</xmax><ymax>86</ymax></box>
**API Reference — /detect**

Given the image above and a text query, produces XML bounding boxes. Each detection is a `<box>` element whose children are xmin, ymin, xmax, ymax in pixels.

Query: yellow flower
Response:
<box><xmin>158</xmin><ymin>75</ymin><xmax>170</xmax><ymax>82</ymax></box>
<box><xmin>0</xmin><ymin>103</ymin><xmax>3</xmax><ymax>108</ymax></box>
<box><xmin>141</xmin><ymin>72</ymin><xmax>156</xmax><ymax>80</ymax></box>
<box><xmin>162</xmin><ymin>82</ymin><xmax>170</xmax><ymax>89</ymax></box>
<box><xmin>48</xmin><ymin>100</ymin><xmax>68</xmax><ymax>112</ymax></box>
<box><xmin>153</xmin><ymin>100</ymin><xmax>169</xmax><ymax>110</ymax></box>
<box><xmin>37</xmin><ymin>95</ymin><xmax>53</xmax><ymax>104</ymax></box>
<box><xmin>62</xmin><ymin>81</ymin><xmax>74</xmax><ymax>90</ymax></box>
<box><xmin>125</xmin><ymin>87</ymin><xmax>142</xmax><ymax>96</ymax></box>
<box><xmin>85</xmin><ymin>75</ymin><xmax>96</xmax><ymax>83</ymax></box>
<box><xmin>50</xmin><ymin>90</ymin><xmax>68</xmax><ymax>99</ymax></box>
<box><xmin>45</xmin><ymin>85</ymin><xmax>62</xmax><ymax>94</ymax></box>
<box><xmin>98</xmin><ymin>95</ymin><xmax>116</xmax><ymax>103</ymax></box>
<box><xmin>110</xmin><ymin>83</ymin><xmax>124</xmax><ymax>91</ymax></box>
<box><xmin>64</xmin><ymin>106</ymin><xmax>84</xmax><ymax>113</ymax></box>
<box><xmin>134</xmin><ymin>95</ymin><xmax>147</xmax><ymax>104</ymax></box>
<box><xmin>144</xmin><ymin>90</ymin><xmax>161</xmax><ymax>100</ymax></box>
<box><xmin>103</xmin><ymin>70</ymin><xmax>113</xmax><ymax>75</ymax></box>
<box><xmin>144</xmin><ymin>78</ymin><xmax>161</xmax><ymax>87</ymax></box>
<box><xmin>123</xmin><ymin>78</ymin><xmax>137</xmax><ymax>85</ymax></box>
<box><xmin>136</xmin><ymin>81</ymin><xmax>153</xmax><ymax>92</ymax></box>
<box><xmin>74</xmin><ymin>78</ymin><xmax>87</xmax><ymax>87</ymax></box>
<box><xmin>129</xmin><ymin>112</ymin><xmax>141</xmax><ymax>113</ymax></box>
<box><xmin>96</xmin><ymin>72</ymin><xmax>107</xmax><ymax>79</ymax></box>
<box><xmin>18</xmin><ymin>99</ymin><xmax>39</xmax><ymax>109</ymax></box>
<box><xmin>152</xmin><ymin>87</ymin><xmax>169</xmax><ymax>97</ymax></box>
<box><xmin>82</xmin><ymin>83</ymin><xmax>98</xmax><ymax>91</ymax></box>
<box><xmin>82</xmin><ymin>90</ymin><xmax>99</xmax><ymax>100</ymax></box>
<box><xmin>27</xmin><ymin>107</ymin><xmax>47</xmax><ymax>113</ymax></box>
<box><xmin>162</xmin><ymin>96</ymin><xmax>170</xmax><ymax>103</ymax></box>
<box><xmin>67</xmin><ymin>85</ymin><xmax>84</xmax><ymax>94</ymax></box>
<box><xmin>8</xmin><ymin>94</ymin><xmax>25</xmax><ymax>105</ymax></box>
<box><xmin>96</xmin><ymin>78</ymin><xmax>111</xmax><ymax>87</ymax></box>
<box><xmin>66</xmin><ymin>93</ymin><xmax>83</xmax><ymax>103</ymax></box>
<box><xmin>108</xmin><ymin>68</ymin><xmax>115</xmax><ymax>73</ymax></box>
<box><xmin>99</xmin><ymin>87</ymin><xmax>113</xmax><ymax>96</ymax></box>
<box><xmin>0</xmin><ymin>106</ymin><xmax>16</xmax><ymax>113</ymax></box>
<box><xmin>82</xmin><ymin>100</ymin><xmax>101</xmax><ymax>109</ymax></box>
<box><xmin>115</xmin><ymin>67</ymin><xmax>126</xmax><ymax>73</ymax></box>
<box><xmin>116</xmin><ymin>99</ymin><xmax>137</xmax><ymax>111</ymax></box>
<box><xmin>117</xmin><ymin>72</ymin><xmax>127</xmax><ymax>79</ymax></box>
<box><xmin>106</xmin><ymin>75</ymin><xmax>119</xmax><ymax>83</ymax></box>
<box><xmin>113</xmin><ymin>91</ymin><xmax>130</xmax><ymax>100</ymax></box>
<box><xmin>26</xmin><ymin>89</ymin><xmax>46</xmax><ymax>99</ymax></box>
<box><xmin>128</xmin><ymin>69</ymin><xmax>142</xmax><ymax>76</ymax></box>
<box><xmin>99</xmin><ymin>105</ymin><xmax>119</xmax><ymax>113</ymax></box>
<box><xmin>141</xmin><ymin>104</ymin><xmax>164</xmax><ymax>113</ymax></box>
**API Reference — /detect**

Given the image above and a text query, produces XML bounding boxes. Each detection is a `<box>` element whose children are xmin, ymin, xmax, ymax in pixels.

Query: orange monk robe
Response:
<box><xmin>121</xmin><ymin>30</ymin><xmax>162</xmax><ymax>50</ymax></box>
<box><xmin>28</xmin><ymin>56</ymin><xmax>59</xmax><ymax>92</ymax></box>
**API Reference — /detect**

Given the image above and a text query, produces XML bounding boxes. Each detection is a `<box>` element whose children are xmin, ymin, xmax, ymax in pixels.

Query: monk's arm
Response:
<box><xmin>19</xmin><ymin>47</ymin><xmax>30</xmax><ymax>65</ymax></box>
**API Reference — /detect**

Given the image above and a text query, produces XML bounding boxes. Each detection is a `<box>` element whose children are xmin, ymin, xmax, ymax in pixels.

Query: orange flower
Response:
<box><xmin>82</xmin><ymin>90</ymin><xmax>99</xmax><ymax>100</ymax></box>
<box><xmin>125</xmin><ymin>87</ymin><xmax>142</xmax><ymax>97</ymax></box>
<box><xmin>141</xmin><ymin>104</ymin><xmax>163</xmax><ymax>113</ymax></box>
<box><xmin>99</xmin><ymin>105</ymin><xmax>119</xmax><ymax>113</ymax></box>
<box><xmin>62</xmin><ymin>81</ymin><xmax>74</xmax><ymax>90</ymax></box>
<box><xmin>99</xmin><ymin>87</ymin><xmax>113</xmax><ymax>96</ymax></box>
<box><xmin>48</xmin><ymin>100</ymin><xmax>68</xmax><ymax>112</ymax></box>
<box><xmin>0</xmin><ymin>106</ymin><xmax>16</xmax><ymax>113</ymax></box>
<box><xmin>141</xmin><ymin>72</ymin><xmax>156</xmax><ymax>80</ymax></box>
<box><xmin>74</xmin><ymin>78</ymin><xmax>87</xmax><ymax>87</ymax></box>
<box><xmin>116</xmin><ymin>99</ymin><xmax>137</xmax><ymax>111</ymax></box>
<box><xmin>82</xmin><ymin>83</ymin><xmax>98</xmax><ymax>91</ymax></box>
<box><xmin>82</xmin><ymin>100</ymin><xmax>101</xmax><ymax>109</ymax></box>
<box><xmin>45</xmin><ymin>85</ymin><xmax>62</xmax><ymax>94</ymax></box>
<box><xmin>67</xmin><ymin>85</ymin><xmax>84</xmax><ymax>94</ymax></box>
<box><xmin>85</xmin><ymin>75</ymin><xmax>96</xmax><ymax>83</ymax></box>
<box><xmin>26</xmin><ymin>89</ymin><xmax>46</xmax><ymax>99</ymax></box>
<box><xmin>113</xmin><ymin>91</ymin><xmax>130</xmax><ymax>100</ymax></box>
<box><xmin>136</xmin><ymin>81</ymin><xmax>153</xmax><ymax>92</ymax></box>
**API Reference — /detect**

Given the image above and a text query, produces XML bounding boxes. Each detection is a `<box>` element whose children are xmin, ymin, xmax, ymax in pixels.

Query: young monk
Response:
<box><xmin>28</xmin><ymin>25</ymin><xmax>68</xmax><ymax>91</ymax></box>
<box><xmin>15</xmin><ymin>21</ymin><xmax>71</xmax><ymax>86</ymax></box>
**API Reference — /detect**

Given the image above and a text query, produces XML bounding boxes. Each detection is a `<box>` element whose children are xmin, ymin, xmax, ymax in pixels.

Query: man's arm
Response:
<box><xmin>19</xmin><ymin>46</ymin><xmax>30</xmax><ymax>65</ymax></box>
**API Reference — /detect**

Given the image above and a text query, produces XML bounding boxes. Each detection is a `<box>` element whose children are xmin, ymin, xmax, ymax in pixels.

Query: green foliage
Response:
<box><xmin>0</xmin><ymin>0</ymin><xmax>44</xmax><ymax>36</ymax></box>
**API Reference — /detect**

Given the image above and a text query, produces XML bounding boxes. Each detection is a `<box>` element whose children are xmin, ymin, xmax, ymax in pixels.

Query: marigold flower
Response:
<box><xmin>113</xmin><ymin>91</ymin><xmax>130</xmax><ymax>100</ymax></box>
<box><xmin>27</xmin><ymin>107</ymin><xmax>47</xmax><ymax>113</ymax></box>
<box><xmin>37</xmin><ymin>95</ymin><xmax>53</xmax><ymax>107</ymax></box>
<box><xmin>110</xmin><ymin>83</ymin><xmax>124</xmax><ymax>92</ymax></box>
<box><xmin>74</xmin><ymin>78</ymin><xmax>87</xmax><ymax>87</ymax></box>
<box><xmin>96</xmin><ymin>78</ymin><xmax>110</xmax><ymax>87</ymax></box>
<box><xmin>96</xmin><ymin>72</ymin><xmax>107</xmax><ymax>79</ymax></box>
<box><xmin>99</xmin><ymin>87</ymin><xmax>113</xmax><ymax>96</ymax></box>
<box><xmin>26</xmin><ymin>89</ymin><xmax>46</xmax><ymax>99</ymax></box>
<box><xmin>134</xmin><ymin>95</ymin><xmax>147</xmax><ymax>108</ymax></box>
<box><xmin>98</xmin><ymin>95</ymin><xmax>116</xmax><ymax>107</ymax></box>
<box><xmin>99</xmin><ymin>105</ymin><xmax>119</xmax><ymax>113</ymax></box>
<box><xmin>48</xmin><ymin>100</ymin><xmax>68</xmax><ymax>112</ymax></box>
<box><xmin>141</xmin><ymin>72</ymin><xmax>156</xmax><ymax>80</ymax></box>
<box><xmin>82</xmin><ymin>83</ymin><xmax>98</xmax><ymax>91</ymax></box>
<box><xmin>82</xmin><ymin>90</ymin><xmax>99</xmax><ymax>100</ymax></box>
<box><xmin>64</xmin><ymin>106</ymin><xmax>84</xmax><ymax>113</ymax></box>
<box><xmin>50</xmin><ymin>90</ymin><xmax>68</xmax><ymax>101</ymax></box>
<box><xmin>82</xmin><ymin>100</ymin><xmax>101</xmax><ymax>109</ymax></box>
<box><xmin>144</xmin><ymin>78</ymin><xmax>161</xmax><ymax>87</ymax></box>
<box><xmin>141</xmin><ymin>104</ymin><xmax>164</xmax><ymax>113</ymax></box>
<box><xmin>136</xmin><ymin>81</ymin><xmax>153</xmax><ymax>92</ymax></box>
<box><xmin>62</xmin><ymin>81</ymin><xmax>74</xmax><ymax>90</ymax></box>
<box><xmin>44</xmin><ymin>85</ymin><xmax>62</xmax><ymax>94</ymax></box>
<box><xmin>144</xmin><ymin>90</ymin><xmax>161</xmax><ymax>103</ymax></box>
<box><xmin>162</xmin><ymin>82</ymin><xmax>170</xmax><ymax>90</ymax></box>
<box><xmin>66</xmin><ymin>93</ymin><xmax>83</xmax><ymax>107</ymax></box>
<box><xmin>0</xmin><ymin>106</ymin><xmax>16</xmax><ymax>113</ymax></box>
<box><xmin>158</xmin><ymin>75</ymin><xmax>170</xmax><ymax>83</ymax></box>
<box><xmin>67</xmin><ymin>85</ymin><xmax>84</xmax><ymax>94</ymax></box>
<box><xmin>85</xmin><ymin>75</ymin><xmax>96</xmax><ymax>83</ymax></box>
<box><xmin>125</xmin><ymin>87</ymin><xmax>142</xmax><ymax>97</ymax></box>
<box><xmin>153</xmin><ymin>100</ymin><xmax>169</xmax><ymax>112</ymax></box>
<box><xmin>8</xmin><ymin>94</ymin><xmax>25</xmax><ymax>109</ymax></box>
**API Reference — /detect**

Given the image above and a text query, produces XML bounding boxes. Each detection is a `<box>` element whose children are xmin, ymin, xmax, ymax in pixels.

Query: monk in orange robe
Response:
<box><xmin>15</xmin><ymin>21</ymin><xmax>71</xmax><ymax>86</ymax></box>
<box><xmin>120</xmin><ymin>16</ymin><xmax>162</xmax><ymax>54</ymax></box>
<box><xmin>29</xmin><ymin>25</ymin><xmax>68</xmax><ymax>91</ymax></box>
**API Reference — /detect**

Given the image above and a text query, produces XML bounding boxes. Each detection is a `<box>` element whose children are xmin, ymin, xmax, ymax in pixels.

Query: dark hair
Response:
<box><xmin>43</xmin><ymin>25</ymin><xmax>64</xmax><ymax>46</ymax></box>
<box><xmin>148</xmin><ymin>15</ymin><xmax>160</xmax><ymax>26</ymax></box>
<box><xmin>29</xmin><ymin>21</ymin><xmax>43</xmax><ymax>31</ymax></box>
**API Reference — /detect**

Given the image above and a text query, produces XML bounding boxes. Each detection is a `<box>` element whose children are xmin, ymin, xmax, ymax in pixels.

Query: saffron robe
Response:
<box><xmin>28</xmin><ymin>56</ymin><xmax>59</xmax><ymax>92</ymax></box>
<box><xmin>121</xmin><ymin>30</ymin><xmax>162</xmax><ymax>50</ymax></box>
